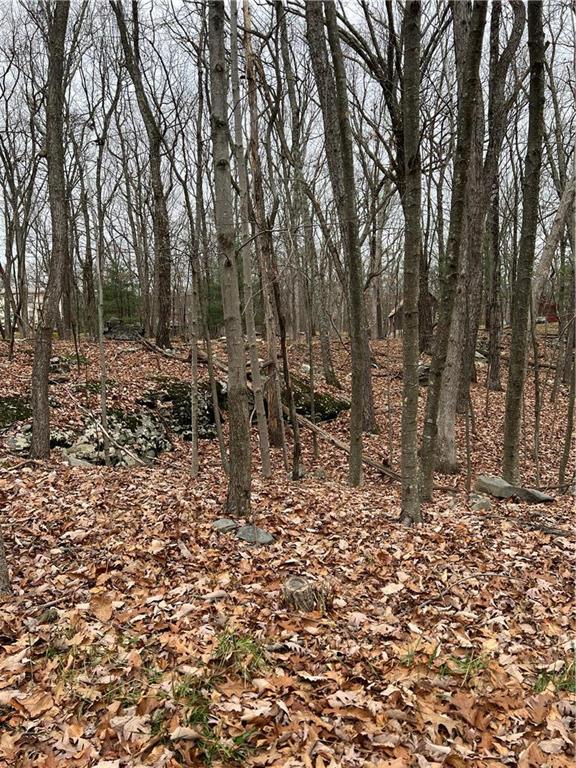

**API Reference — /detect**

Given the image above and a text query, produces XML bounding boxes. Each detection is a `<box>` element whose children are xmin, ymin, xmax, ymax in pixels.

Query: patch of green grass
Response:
<box><xmin>101</xmin><ymin>677</ymin><xmax>143</xmax><ymax>706</ymax></box>
<box><xmin>213</xmin><ymin>630</ymin><xmax>266</xmax><ymax>680</ymax></box>
<box><xmin>453</xmin><ymin>654</ymin><xmax>487</xmax><ymax>677</ymax></box>
<box><xmin>38</xmin><ymin>608</ymin><xmax>60</xmax><ymax>624</ymax></box>
<box><xmin>400</xmin><ymin>649</ymin><xmax>417</xmax><ymax>669</ymax></box>
<box><xmin>169</xmin><ymin>671</ymin><xmax>257</xmax><ymax>765</ymax></box>
<box><xmin>195</xmin><ymin>727</ymin><xmax>255</xmax><ymax>766</ymax></box>
<box><xmin>173</xmin><ymin>677</ymin><xmax>212</xmax><ymax>726</ymax></box>
<box><xmin>535</xmin><ymin>661</ymin><xmax>575</xmax><ymax>693</ymax></box>
<box><xmin>151</xmin><ymin>707</ymin><xmax>168</xmax><ymax>736</ymax></box>
<box><xmin>145</xmin><ymin>667</ymin><xmax>163</xmax><ymax>685</ymax></box>
<box><xmin>63</xmin><ymin>353</ymin><xmax>89</xmax><ymax>366</ymax></box>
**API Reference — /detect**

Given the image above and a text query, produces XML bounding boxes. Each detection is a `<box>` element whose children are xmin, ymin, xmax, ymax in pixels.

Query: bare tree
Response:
<box><xmin>419</xmin><ymin>0</ymin><xmax>487</xmax><ymax>499</ymax></box>
<box><xmin>110</xmin><ymin>0</ymin><xmax>171</xmax><ymax>348</ymax></box>
<box><xmin>502</xmin><ymin>0</ymin><xmax>546</xmax><ymax>483</ymax></box>
<box><xmin>306</xmin><ymin>0</ymin><xmax>365</xmax><ymax>486</ymax></box>
<box><xmin>208</xmin><ymin>0</ymin><xmax>251</xmax><ymax>517</ymax></box>
<box><xmin>400</xmin><ymin>0</ymin><xmax>421</xmax><ymax>525</ymax></box>
<box><xmin>30</xmin><ymin>0</ymin><xmax>70</xmax><ymax>459</ymax></box>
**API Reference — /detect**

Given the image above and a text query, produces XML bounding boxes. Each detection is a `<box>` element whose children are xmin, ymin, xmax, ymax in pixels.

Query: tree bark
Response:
<box><xmin>399</xmin><ymin>1</ymin><xmax>422</xmax><ymax>525</ymax></box>
<box><xmin>208</xmin><ymin>0</ymin><xmax>251</xmax><ymax>517</ymax></box>
<box><xmin>230</xmin><ymin>0</ymin><xmax>271</xmax><ymax>479</ymax></box>
<box><xmin>419</xmin><ymin>0</ymin><xmax>487</xmax><ymax>499</ymax></box>
<box><xmin>306</xmin><ymin>0</ymin><xmax>365</xmax><ymax>486</ymax></box>
<box><xmin>502</xmin><ymin>1</ymin><xmax>546</xmax><ymax>482</ymax></box>
<box><xmin>30</xmin><ymin>1</ymin><xmax>70</xmax><ymax>459</ymax></box>
<box><xmin>110</xmin><ymin>0</ymin><xmax>171</xmax><ymax>348</ymax></box>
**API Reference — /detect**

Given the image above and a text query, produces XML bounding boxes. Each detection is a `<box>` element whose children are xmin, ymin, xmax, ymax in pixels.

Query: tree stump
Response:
<box><xmin>283</xmin><ymin>575</ymin><xmax>333</xmax><ymax>613</ymax></box>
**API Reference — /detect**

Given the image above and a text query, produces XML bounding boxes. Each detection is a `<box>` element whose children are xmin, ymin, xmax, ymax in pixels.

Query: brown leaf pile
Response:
<box><xmin>0</xmin><ymin>336</ymin><xmax>573</xmax><ymax>767</ymax></box>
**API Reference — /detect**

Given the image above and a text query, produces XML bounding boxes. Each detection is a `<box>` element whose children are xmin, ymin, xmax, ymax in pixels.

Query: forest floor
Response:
<box><xmin>0</xmin><ymin>333</ymin><xmax>574</xmax><ymax>768</ymax></box>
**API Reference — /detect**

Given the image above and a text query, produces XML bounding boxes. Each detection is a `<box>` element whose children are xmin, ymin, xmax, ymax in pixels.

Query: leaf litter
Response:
<box><xmin>0</xmin><ymin>337</ymin><xmax>573</xmax><ymax>767</ymax></box>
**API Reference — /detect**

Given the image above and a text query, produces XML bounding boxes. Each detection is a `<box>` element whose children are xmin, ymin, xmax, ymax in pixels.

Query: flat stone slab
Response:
<box><xmin>475</xmin><ymin>475</ymin><xmax>555</xmax><ymax>503</ymax></box>
<box><xmin>236</xmin><ymin>524</ymin><xmax>275</xmax><ymax>545</ymax></box>
<box><xmin>212</xmin><ymin>518</ymin><xmax>238</xmax><ymax>533</ymax></box>
<box><xmin>512</xmin><ymin>487</ymin><xmax>555</xmax><ymax>503</ymax></box>
<box><xmin>475</xmin><ymin>475</ymin><xmax>515</xmax><ymax>498</ymax></box>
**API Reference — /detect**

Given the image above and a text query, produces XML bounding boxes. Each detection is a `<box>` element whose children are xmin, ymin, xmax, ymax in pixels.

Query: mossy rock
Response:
<box><xmin>287</xmin><ymin>376</ymin><xmax>350</xmax><ymax>422</ymax></box>
<box><xmin>0</xmin><ymin>395</ymin><xmax>31</xmax><ymax>429</ymax></box>
<box><xmin>141</xmin><ymin>380</ymin><xmax>217</xmax><ymax>439</ymax></box>
<box><xmin>63</xmin><ymin>353</ymin><xmax>89</xmax><ymax>366</ymax></box>
<box><xmin>74</xmin><ymin>379</ymin><xmax>115</xmax><ymax>395</ymax></box>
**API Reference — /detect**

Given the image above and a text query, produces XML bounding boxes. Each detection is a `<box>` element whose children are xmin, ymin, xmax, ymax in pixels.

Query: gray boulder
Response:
<box><xmin>512</xmin><ymin>487</ymin><xmax>555</xmax><ymax>503</ymax></box>
<box><xmin>474</xmin><ymin>475</ymin><xmax>515</xmax><ymax>499</ymax></box>
<box><xmin>236</xmin><ymin>525</ymin><xmax>275</xmax><ymax>545</ymax></box>
<box><xmin>212</xmin><ymin>518</ymin><xmax>238</xmax><ymax>533</ymax></box>
<box><xmin>475</xmin><ymin>475</ymin><xmax>555</xmax><ymax>503</ymax></box>
<box><xmin>470</xmin><ymin>495</ymin><xmax>492</xmax><ymax>512</ymax></box>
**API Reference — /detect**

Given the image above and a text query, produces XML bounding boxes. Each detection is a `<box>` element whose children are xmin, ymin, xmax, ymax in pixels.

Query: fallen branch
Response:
<box><xmin>0</xmin><ymin>459</ymin><xmax>42</xmax><ymax>474</ymax></box>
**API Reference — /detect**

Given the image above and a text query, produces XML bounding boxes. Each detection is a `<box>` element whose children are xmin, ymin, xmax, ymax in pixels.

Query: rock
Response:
<box><xmin>140</xmin><ymin>379</ymin><xmax>217</xmax><ymax>439</ymax></box>
<box><xmin>64</xmin><ymin>453</ymin><xmax>93</xmax><ymax>468</ymax></box>
<box><xmin>470</xmin><ymin>496</ymin><xmax>492</xmax><ymax>512</ymax></box>
<box><xmin>474</xmin><ymin>475</ymin><xmax>555</xmax><ymax>503</ymax></box>
<box><xmin>474</xmin><ymin>475</ymin><xmax>515</xmax><ymax>499</ymax></box>
<box><xmin>418</xmin><ymin>364</ymin><xmax>431</xmax><ymax>385</ymax></box>
<box><xmin>289</xmin><ymin>376</ymin><xmax>350</xmax><ymax>422</ymax></box>
<box><xmin>512</xmin><ymin>487</ymin><xmax>555</xmax><ymax>503</ymax></box>
<box><xmin>212</xmin><ymin>518</ymin><xmax>238</xmax><ymax>533</ymax></box>
<box><xmin>235</xmin><ymin>524</ymin><xmax>275</xmax><ymax>545</ymax></box>
<box><xmin>5</xmin><ymin>433</ymin><xmax>31</xmax><ymax>452</ymax></box>
<box><xmin>0</xmin><ymin>395</ymin><xmax>31</xmax><ymax>429</ymax></box>
<box><xmin>50</xmin><ymin>356</ymin><xmax>70</xmax><ymax>374</ymax></box>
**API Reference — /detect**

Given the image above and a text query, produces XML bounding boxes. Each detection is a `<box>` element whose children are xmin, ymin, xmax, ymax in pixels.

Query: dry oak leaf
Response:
<box><xmin>170</xmin><ymin>725</ymin><xmax>202</xmax><ymax>740</ymax></box>
<box><xmin>110</xmin><ymin>713</ymin><xmax>149</xmax><ymax>740</ymax></box>
<box><xmin>539</xmin><ymin>738</ymin><xmax>567</xmax><ymax>755</ymax></box>
<box><xmin>381</xmin><ymin>583</ymin><xmax>405</xmax><ymax>596</ymax></box>
<box><xmin>91</xmin><ymin>594</ymin><xmax>113</xmax><ymax>622</ymax></box>
<box><xmin>19</xmin><ymin>691</ymin><xmax>54</xmax><ymax>717</ymax></box>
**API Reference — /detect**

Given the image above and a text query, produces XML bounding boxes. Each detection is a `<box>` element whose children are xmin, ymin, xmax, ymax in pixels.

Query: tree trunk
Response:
<box><xmin>110</xmin><ymin>0</ymin><xmax>171</xmax><ymax>348</ymax></box>
<box><xmin>486</xmin><ymin>177</ymin><xmax>502</xmax><ymax>390</ymax></box>
<box><xmin>230</xmin><ymin>1</ymin><xmax>271</xmax><ymax>479</ymax></box>
<box><xmin>306</xmin><ymin>0</ymin><xmax>365</xmax><ymax>486</ymax></box>
<box><xmin>30</xmin><ymin>1</ymin><xmax>70</xmax><ymax>459</ymax></box>
<box><xmin>502</xmin><ymin>1</ymin><xmax>545</xmax><ymax>482</ymax></box>
<box><xmin>419</xmin><ymin>0</ymin><xmax>487</xmax><ymax>499</ymax></box>
<box><xmin>399</xmin><ymin>1</ymin><xmax>422</xmax><ymax>524</ymax></box>
<box><xmin>208</xmin><ymin>0</ymin><xmax>251</xmax><ymax>517</ymax></box>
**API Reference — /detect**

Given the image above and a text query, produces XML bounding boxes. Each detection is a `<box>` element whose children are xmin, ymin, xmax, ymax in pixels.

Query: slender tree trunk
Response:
<box><xmin>486</xmin><ymin>177</ymin><xmax>502</xmax><ymax>390</ymax></box>
<box><xmin>208</xmin><ymin>0</ymin><xmax>251</xmax><ymax>517</ymax></box>
<box><xmin>30</xmin><ymin>1</ymin><xmax>70</xmax><ymax>459</ymax></box>
<box><xmin>110</xmin><ymin>0</ymin><xmax>171</xmax><ymax>348</ymax></box>
<box><xmin>306</xmin><ymin>0</ymin><xmax>365</xmax><ymax>486</ymax></box>
<box><xmin>400</xmin><ymin>1</ymin><xmax>422</xmax><ymax>524</ymax></box>
<box><xmin>231</xmin><ymin>1</ymin><xmax>271</xmax><ymax>478</ymax></box>
<box><xmin>419</xmin><ymin>1</ymin><xmax>487</xmax><ymax>499</ymax></box>
<box><xmin>502</xmin><ymin>1</ymin><xmax>545</xmax><ymax>482</ymax></box>
<box><xmin>243</xmin><ymin>1</ymin><xmax>286</xmax><ymax>457</ymax></box>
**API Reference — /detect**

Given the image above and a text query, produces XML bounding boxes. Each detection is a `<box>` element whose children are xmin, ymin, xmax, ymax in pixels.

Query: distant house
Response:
<box><xmin>387</xmin><ymin>291</ymin><xmax>438</xmax><ymax>336</ymax></box>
